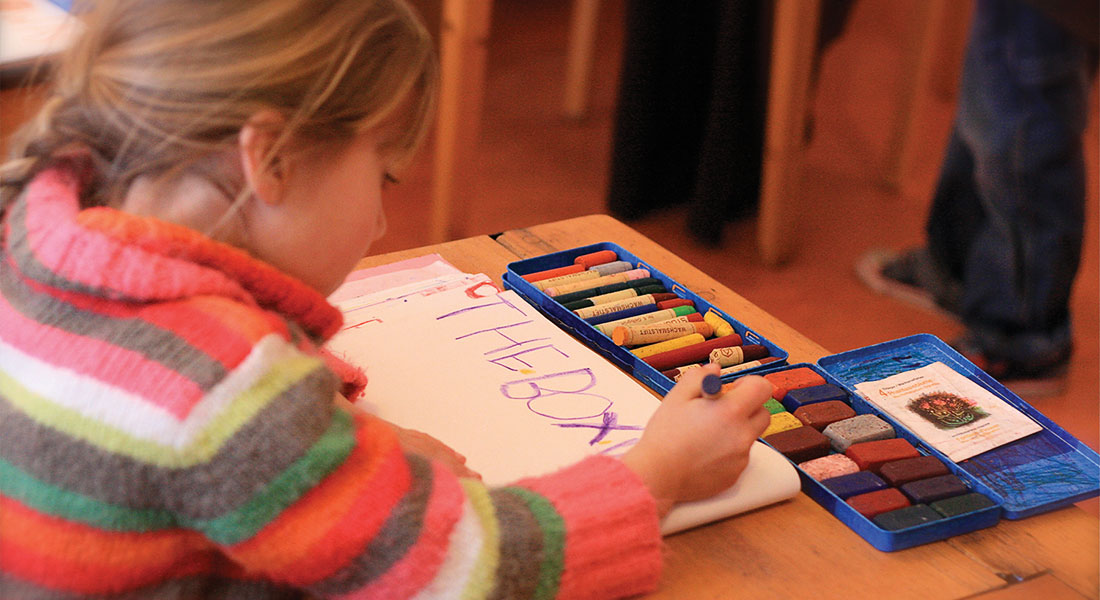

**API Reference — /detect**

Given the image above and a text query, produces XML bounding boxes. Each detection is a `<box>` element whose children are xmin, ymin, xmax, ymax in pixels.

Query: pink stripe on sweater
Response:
<box><xmin>338</xmin><ymin>461</ymin><xmax>465</xmax><ymax>600</ymax></box>
<box><xmin>0</xmin><ymin>292</ymin><xmax>202</xmax><ymax>420</ymax></box>
<box><xmin>518</xmin><ymin>456</ymin><xmax>663</xmax><ymax>600</ymax></box>
<box><xmin>21</xmin><ymin>169</ymin><xmax>250</xmax><ymax>305</ymax></box>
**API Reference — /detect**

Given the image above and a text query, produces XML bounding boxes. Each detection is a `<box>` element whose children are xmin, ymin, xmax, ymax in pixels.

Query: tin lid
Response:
<box><xmin>818</xmin><ymin>334</ymin><xmax>1099</xmax><ymax>519</ymax></box>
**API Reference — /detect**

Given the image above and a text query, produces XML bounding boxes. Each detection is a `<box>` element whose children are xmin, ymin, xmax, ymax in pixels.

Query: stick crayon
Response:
<box><xmin>656</xmin><ymin>298</ymin><xmax>693</xmax><ymax>310</ymax></box>
<box><xmin>593</xmin><ymin>305</ymin><xmax>696</xmax><ymax>336</ymax></box>
<box><xmin>642</xmin><ymin>334</ymin><xmax>745</xmax><ymax>372</ymax></box>
<box><xmin>574</xmin><ymin>249</ymin><xmax>618</xmax><ymax>268</ymax></box>
<box><xmin>551</xmin><ymin>277</ymin><xmax>662</xmax><ymax>305</ymax></box>
<box><xmin>573</xmin><ymin>293</ymin><xmax>677</xmax><ymax>320</ymax></box>
<box><xmin>583</xmin><ymin>303</ymin><xmax>659</xmax><ymax>325</ymax></box>
<box><xmin>532</xmin><ymin>269</ymin><xmax>600</xmax><ymax>291</ymax></box>
<box><xmin>561</xmin><ymin>284</ymin><xmax>665</xmax><ymax>310</ymax></box>
<box><xmin>522</xmin><ymin>263</ymin><xmax>584</xmax><ymax>283</ymax></box>
<box><xmin>661</xmin><ymin>363</ymin><xmax>706</xmax><ymax>380</ymax></box>
<box><xmin>613</xmin><ymin>321</ymin><xmax>713</xmax><ymax>347</ymax></box>
<box><xmin>545</xmin><ymin>269</ymin><xmax>650</xmax><ymax>297</ymax></box>
<box><xmin>587</xmin><ymin>260</ymin><xmax>635</xmax><ymax>276</ymax></box>
<box><xmin>709</xmin><ymin>344</ymin><xmax>768</xmax><ymax>367</ymax></box>
<box><xmin>719</xmin><ymin>356</ymin><xmax>781</xmax><ymax>377</ymax></box>
<box><xmin>631</xmin><ymin>333</ymin><xmax>707</xmax><ymax>359</ymax></box>
<box><xmin>701</xmin><ymin>374</ymin><xmax>723</xmax><ymax>399</ymax></box>
<box><xmin>703</xmin><ymin>310</ymin><xmax>737</xmax><ymax>337</ymax></box>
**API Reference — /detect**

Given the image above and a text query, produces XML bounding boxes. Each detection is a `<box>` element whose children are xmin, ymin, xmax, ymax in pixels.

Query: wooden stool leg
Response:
<box><xmin>758</xmin><ymin>0</ymin><xmax>822</xmax><ymax>267</ymax></box>
<box><xmin>430</xmin><ymin>0</ymin><xmax>493</xmax><ymax>243</ymax></box>
<box><xmin>563</xmin><ymin>0</ymin><xmax>600</xmax><ymax>119</ymax></box>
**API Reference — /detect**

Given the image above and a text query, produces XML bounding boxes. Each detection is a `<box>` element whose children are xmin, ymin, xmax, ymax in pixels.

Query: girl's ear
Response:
<box><xmin>238</xmin><ymin>110</ymin><xmax>289</xmax><ymax>206</ymax></box>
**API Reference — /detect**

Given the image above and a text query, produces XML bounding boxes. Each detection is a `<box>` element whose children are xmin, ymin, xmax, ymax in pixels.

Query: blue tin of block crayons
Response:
<box><xmin>744</xmin><ymin>334</ymin><xmax>1099</xmax><ymax>552</ymax></box>
<box><xmin>502</xmin><ymin>242</ymin><xmax>788</xmax><ymax>395</ymax></box>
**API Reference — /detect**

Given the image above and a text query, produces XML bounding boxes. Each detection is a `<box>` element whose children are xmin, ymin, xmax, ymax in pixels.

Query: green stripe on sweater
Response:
<box><xmin>190</xmin><ymin>408</ymin><xmax>356</xmax><ymax>545</ymax></box>
<box><xmin>500</xmin><ymin>487</ymin><xmax>565</xmax><ymax>600</ymax></box>
<box><xmin>0</xmin><ymin>458</ymin><xmax>177</xmax><ymax>531</ymax></box>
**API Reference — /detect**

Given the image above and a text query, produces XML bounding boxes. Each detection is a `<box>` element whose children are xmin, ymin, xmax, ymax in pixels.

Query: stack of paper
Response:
<box><xmin>326</xmin><ymin>255</ymin><xmax>800</xmax><ymax>535</ymax></box>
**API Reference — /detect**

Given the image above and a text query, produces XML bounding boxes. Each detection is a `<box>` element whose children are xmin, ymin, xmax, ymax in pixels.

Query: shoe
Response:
<box><xmin>951</xmin><ymin>336</ymin><xmax>1070</xmax><ymax>399</ymax></box>
<box><xmin>855</xmin><ymin>248</ymin><xmax>961</xmax><ymax>320</ymax></box>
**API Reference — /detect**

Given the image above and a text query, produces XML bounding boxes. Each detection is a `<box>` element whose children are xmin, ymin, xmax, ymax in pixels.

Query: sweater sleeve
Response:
<box><xmin>180</xmin><ymin>345</ymin><xmax>663</xmax><ymax>600</ymax></box>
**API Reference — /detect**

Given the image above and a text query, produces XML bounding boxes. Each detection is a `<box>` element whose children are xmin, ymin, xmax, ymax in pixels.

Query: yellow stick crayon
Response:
<box><xmin>703</xmin><ymin>309</ymin><xmax>737</xmax><ymax>337</ymax></box>
<box><xmin>544</xmin><ymin>268</ymin><xmax>650</xmax><ymax>297</ymax></box>
<box><xmin>594</xmin><ymin>306</ymin><xmax>697</xmax><ymax>336</ymax></box>
<box><xmin>630</xmin><ymin>333</ymin><xmax>706</xmax><ymax>359</ymax></box>
<box><xmin>613</xmin><ymin>321</ymin><xmax>714</xmax><ymax>347</ymax></box>
<box><xmin>532</xmin><ymin>269</ymin><xmax>601</xmax><ymax>291</ymax></box>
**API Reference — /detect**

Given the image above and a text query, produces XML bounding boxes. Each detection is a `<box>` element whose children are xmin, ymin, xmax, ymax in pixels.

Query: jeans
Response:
<box><xmin>925</xmin><ymin>0</ymin><xmax>1094</xmax><ymax>367</ymax></box>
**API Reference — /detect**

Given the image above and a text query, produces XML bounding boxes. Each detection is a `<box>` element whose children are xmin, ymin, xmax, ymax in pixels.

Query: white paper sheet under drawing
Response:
<box><xmin>327</xmin><ymin>284</ymin><xmax>799</xmax><ymax>534</ymax></box>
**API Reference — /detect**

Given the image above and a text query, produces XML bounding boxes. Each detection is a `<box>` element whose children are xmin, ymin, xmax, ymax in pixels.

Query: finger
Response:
<box><xmin>721</xmin><ymin>375</ymin><xmax>772</xmax><ymax>413</ymax></box>
<box><xmin>665</xmin><ymin>362</ymin><xmax>721</xmax><ymax>404</ymax></box>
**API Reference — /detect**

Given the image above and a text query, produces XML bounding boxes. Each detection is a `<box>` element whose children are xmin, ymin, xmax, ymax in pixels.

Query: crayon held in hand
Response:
<box><xmin>701</xmin><ymin>373</ymin><xmax>723</xmax><ymax>399</ymax></box>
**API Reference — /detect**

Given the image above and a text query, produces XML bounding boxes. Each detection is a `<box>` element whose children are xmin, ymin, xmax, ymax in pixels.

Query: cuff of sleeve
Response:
<box><xmin>519</xmin><ymin>455</ymin><xmax>663</xmax><ymax>600</ymax></box>
<box><xmin>319</xmin><ymin>349</ymin><xmax>369</xmax><ymax>401</ymax></box>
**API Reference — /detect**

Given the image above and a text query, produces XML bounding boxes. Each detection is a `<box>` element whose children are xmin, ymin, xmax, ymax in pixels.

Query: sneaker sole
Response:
<box><xmin>854</xmin><ymin>249</ymin><xmax>959</xmax><ymax>321</ymax></box>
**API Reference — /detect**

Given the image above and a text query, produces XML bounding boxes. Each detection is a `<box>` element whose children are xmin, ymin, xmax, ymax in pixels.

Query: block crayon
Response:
<box><xmin>899</xmin><ymin>474</ymin><xmax>969</xmax><ymax>504</ymax></box>
<box><xmin>793</xmin><ymin>400</ymin><xmax>857</xmax><ymax>431</ymax></box>
<box><xmin>573</xmin><ymin>293</ymin><xmax>677</xmax><ymax>320</ymax></box>
<box><xmin>845</xmin><ymin>438</ymin><xmax>921</xmax><ymax>474</ymax></box>
<box><xmin>848</xmin><ymin>488</ymin><xmax>911</xmax><ymax>518</ymax></box>
<box><xmin>718</xmin><ymin>356</ymin><xmax>781</xmax><ymax>377</ymax></box>
<box><xmin>584</xmin><ymin>303</ymin><xmax>659</xmax><ymax>326</ymax></box>
<box><xmin>873</xmin><ymin>504</ymin><xmax>944</xmax><ymax>531</ymax></box>
<box><xmin>798</xmin><ymin>454</ymin><xmax>860</xmax><ymax>482</ymax></box>
<box><xmin>562</xmin><ymin>284</ymin><xmax>666</xmax><ymax>310</ymax></box>
<box><xmin>764</xmin><ymin>367</ymin><xmax>827</xmax><ymax>401</ymax></box>
<box><xmin>763</xmin><ymin>425</ymin><xmax>831</xmax><ymax>463</ymax></box>
<box><xmin>709</xmin><ymin>344</ymin><xmax>768</xmax><ymax>367</ymax></box>
<box><xmin>823</xmin><ymin>414</ymin><xmax>895</xmax><ymax>452</ymax></box>
<box><xmin>930</xmin><ymin>492</ymin><xmax>996</xmax><ymax>518</ymax></box>
<box><xmin>821</xmin><ymin>471</ymin><xmax>888</xmax><ymax>499</ymax></box>
<box><xmin>781</xmin><ymin>383</ymin><xmax>849</xmax><ymax>412</ymax></box>
<box><xmin>642</xmin><ymin>334</ymin><xmax>745</xmax><ymax>372</ymax></box>
<box><xmin>703</xmin><ymin>310</ymin><xmax>737</xmax><ymax>337</ymax></box>
<box><xmin>879</xmin><ymin>456</ymin><xmax>951</xmax><ymax>487</ymax></box>
<box><xmin>522</xmin><ymin>263</ymin><xmax>584</xmax><ymax>283</ymax></box>
<box><xmin>631</xmin><ymin>333</ymin><xmax>707</xmax><ymax>359</ymax></box>
<box><xmin>593</xmin><ymin>305</ymin><xmax>696</xmax><ymax>336</ymax></box>
<box><xmin>587</xmin><ymin>260</ymin><xmax>635</xmax><ymax>277</ymax></box>
<box><xmin>573</xmin><ymin>249</ymin><xmax>618</xmax><ymax>268</ymax></box>
<box><xmin>763</xmin><ymin>398</ymin><xmax>787</xmax><ymax>414</ymax></box>
<box><xmin>545</xmin><ymin>268</ymin><xmax>650</xmax><ymax>297</ymax></box>
<box><xmin>551</xmin><ymin>277</ymin><xmax>664</xmax><ymax>305</ymax></box>
<box><xmin>762</xmin><ymin>412</ymin><xmax>803</xmax><ymax>437</ymax></box>
<box><xmin>613</xmin><ymin>320</ymin><xmax>714</xmax><ymax>347</ymax></box>
<box><xmin>532</xmin><ymin>269</ymin><xmax>601</xmax><ymax>291</ymax></box>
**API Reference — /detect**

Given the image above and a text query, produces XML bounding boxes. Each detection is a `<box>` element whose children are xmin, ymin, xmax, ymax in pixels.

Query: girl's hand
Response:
<box><xmin>621</xmin><ymin>364</ymin><xmax>772</xmax><ymax>517</ymax></box>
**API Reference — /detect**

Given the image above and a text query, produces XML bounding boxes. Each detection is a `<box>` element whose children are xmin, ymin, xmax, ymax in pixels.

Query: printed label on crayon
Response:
<box><xmin>574</xmin><ymin>295</ymin><xmax>655</xmax><ymax>320</ymax></box>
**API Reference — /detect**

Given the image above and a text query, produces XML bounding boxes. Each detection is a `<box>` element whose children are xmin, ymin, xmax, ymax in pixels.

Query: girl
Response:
<box><xmin>0</xmin><ymin>0</ymin><xmax>772</xmax><ymax>597</ymax></box>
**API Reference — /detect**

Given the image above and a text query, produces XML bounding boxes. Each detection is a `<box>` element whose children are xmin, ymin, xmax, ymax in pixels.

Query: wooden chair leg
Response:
<box><xmin>563</xmin><ymin>0</ymin><xmax>600</xmax><ymax>119</ymax></box>
<box><xmin>430</xmin><ymin>0</ymin><xmax>493</xmax><ymax>243</ymax></box>
<box><xmin>757</xmin><ymin>0</ymin><xmax>822</xmax><ymax>267</ymax></box>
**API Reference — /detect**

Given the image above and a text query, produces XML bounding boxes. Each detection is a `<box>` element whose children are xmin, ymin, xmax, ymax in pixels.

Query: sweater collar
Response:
<box><xmin>4</xmin><ymin>157</ymin><xmax>344</xmax><ymax>341</ymax></box>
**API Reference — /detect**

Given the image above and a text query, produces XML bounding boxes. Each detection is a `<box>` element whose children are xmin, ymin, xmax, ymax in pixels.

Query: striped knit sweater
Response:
<box><xmin>0</xmin><ymin>160</ymin><xmax>663</xmax><ymax>599</ymax></box>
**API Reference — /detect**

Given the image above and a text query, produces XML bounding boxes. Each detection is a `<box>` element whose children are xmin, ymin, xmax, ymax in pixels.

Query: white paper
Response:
<box><xmin>327</xmin><ymin>277</ymin><xmax>799</xmax><ymax>534</ymax></box>
<box><xmin>853</xmin><ymin>362</ymin><xmax>1042</xmax><ymax>462</ymax></box>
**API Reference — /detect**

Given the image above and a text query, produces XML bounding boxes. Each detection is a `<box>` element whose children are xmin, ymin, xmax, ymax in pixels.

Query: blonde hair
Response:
<box><xmin>0</xmin><ymin>0</ymin><xmax>437</xmax><ymax>213</ymax></box>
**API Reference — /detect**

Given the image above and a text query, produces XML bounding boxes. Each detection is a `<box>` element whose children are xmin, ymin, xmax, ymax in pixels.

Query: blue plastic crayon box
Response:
<box><xmin>503</xmin><ymin>244</ymin><xmax>1099</xmax><ymax>552</ymax></box>
<box><xmin>502</xmin><ymin>242</ymin><xmax>788</xmax><ymax>395</ymax></box>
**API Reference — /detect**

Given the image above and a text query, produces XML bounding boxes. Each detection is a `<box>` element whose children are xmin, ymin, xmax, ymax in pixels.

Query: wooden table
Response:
<box><xmin>357</xmin><ymin>214</ymin><xmax>1099</xmax><ymax>600</ymax></box>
